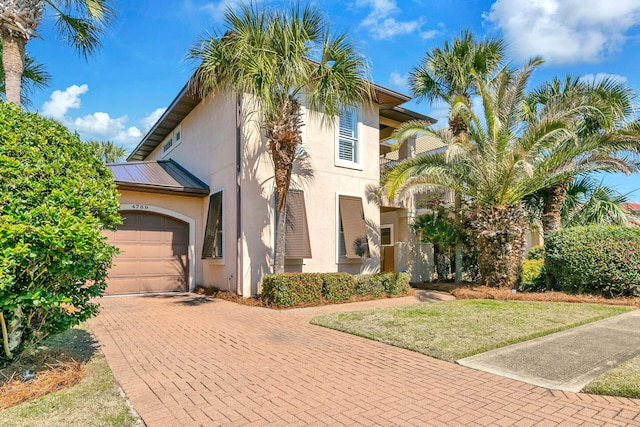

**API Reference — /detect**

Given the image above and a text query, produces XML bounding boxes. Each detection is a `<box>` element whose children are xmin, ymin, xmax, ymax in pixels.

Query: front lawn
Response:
<box><xmin>1</xmin><ymin>325</ymin><xmax>141</xmax><ymax>426</ymax></box>
<box><xmin>311</xmin><ymin>300</ymin><xmax>632</xmax><ymax>362</ymax></box>
<box><xmin>583</xmin><ymin>355</ymin><xmax>640</xmax><ymax>398</ymax></box>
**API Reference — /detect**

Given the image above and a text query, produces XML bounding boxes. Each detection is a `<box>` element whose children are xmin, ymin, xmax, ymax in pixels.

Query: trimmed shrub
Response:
<box><xmin>322</xmin><ymin>273</ymin><xmax>355</xmax><ymax>303</ymax></box>
<box><xmin>546</xmin><ymin>226</ymin><xmax>640</xmax><ymax>297</ymax></box>
<box><xmin>261</xmin><ymin>273</ymin><xmax>323</xmax><ymax>307</ymax></box>
<box><xmin>355</xmin><ymin>274</ymin><xmax>386</xmax><ymax>297</ymax></box>
<box><xmin>519</xmin><ymin>259</ymin><xmax>545</xmax><ymax>292</ymax></box>
<box><xmin>526</xmin><ymin>245</ymin><xmax>545</xmax><ymax>260</ymax></box>
<box><xmin>0</xmin><ymin>104</ymin><xmax>121</xmax><ymax>366</ymax></box>
<box><xmin>382</xmin><ymin>272</ymin><xmax>411</xmax><ymax>295</ymax></box>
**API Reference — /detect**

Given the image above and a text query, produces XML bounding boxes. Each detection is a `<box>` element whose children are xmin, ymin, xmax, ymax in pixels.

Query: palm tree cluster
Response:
<box><xmin>383</xmin><ymin>32</ymin><xmax>640</xmax><ymax>288</ymax></box>
<box><xmin>189</xmin><ymin>3</ymin><xmax>371</xmax><ymax>273</ymax></box>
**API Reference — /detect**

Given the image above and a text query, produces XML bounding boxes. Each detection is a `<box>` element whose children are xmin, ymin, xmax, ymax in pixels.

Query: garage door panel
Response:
<box><xmin>105</xmin><ymin>211</ymin><xmax>189</xmax><ymax>295</ymax></box>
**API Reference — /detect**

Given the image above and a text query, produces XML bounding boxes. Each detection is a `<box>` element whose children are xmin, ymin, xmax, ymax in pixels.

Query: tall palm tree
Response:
<box><xmin>407</xmin><ymin>30</ymin><xmax>508</xmax><ymax>282</ymax></box>
<box><xmin>86</xmin><ymin>140</ymin><xmax>127</xmax><ymax>163</ymax></box>
<box><xmin>524</xmin><ymin>75</ymin><xmax>640</xmax><ymax>237</ymax></box>
<box><xmin>0</xmin><ymin>40</ymin><xmax>50</xmax><ymax>107</ymax></box>
<box><xmin>0</xmin><ymin>0</ymin><xmax>115</xmax><ymax>105</ymax></box>
<box><xmin>383</xmin><ymin>60</ymin><xmax>616</xmax><ymax>288</ymax></box>
<box><xmin>189</xmin><ymin>2</ymin><xmax>371</xmax><ymax>274</ymax></box>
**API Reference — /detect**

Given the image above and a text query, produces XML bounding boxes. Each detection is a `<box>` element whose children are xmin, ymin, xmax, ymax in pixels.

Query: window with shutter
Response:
<box><xmin>336</xmin><ymin>107</ymin><xmax>359</xmax><ymax>166</ymax></box>
<box><xmin>285</xmin><ymin>189</ymin><xmax>312</xmax><ymax>259</ymax></box>
<box><xmin>202</xmin><ymin>191</ymin><xmax>223</xmax><ymax>259</ymax></box>
<box><xmin>338</xmin><ymin>195</ymin><xmax>369</xmax><ymax>259</ymax></box>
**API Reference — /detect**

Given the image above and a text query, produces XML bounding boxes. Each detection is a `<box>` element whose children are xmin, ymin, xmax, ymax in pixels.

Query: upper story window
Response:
<box><xmin>335</xmin><ymin>107</ymin><xmax>360</xmax><ymax>168</ymax></box>
<box><xmin>162</xmin><ymin>126</ymin><xmax>182</xmax><ymax>157</ymax></box>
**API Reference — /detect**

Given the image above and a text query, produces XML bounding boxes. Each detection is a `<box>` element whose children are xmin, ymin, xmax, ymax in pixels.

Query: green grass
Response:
<box><xmin>1</xmin><ymin>325</ymin><xmax>141</xmax><ymax>427</ymax></box>
<box><xmin>583</xmin><ymin>355</ymin><xmax>640</xmax><ymax>398</ymax></box>
<box><xmin>311</xmin><ymin>300</ymin><xmax>632</xmax><ymax>362</ymax></box>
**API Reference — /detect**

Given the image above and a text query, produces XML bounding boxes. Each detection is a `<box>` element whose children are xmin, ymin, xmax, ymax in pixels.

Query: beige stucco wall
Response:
<box><xmin>144</xmin><ymin>91</ymin><xmax>241</xmax><ymax>294</ymax></box>
<box><xmin>137</xmin><ymin>91</ymin><xmax>383</xmax><ymax>297</ymax></box>
<box><xmin>238</xmin><ymin>100</ymin><xmax>382</xmax><ymax>295</ymax></box>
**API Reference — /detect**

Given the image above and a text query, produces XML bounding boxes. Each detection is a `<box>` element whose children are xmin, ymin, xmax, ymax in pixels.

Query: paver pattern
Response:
<box><xmin>88</xmin><ymin>292</ymin><xmax>640</xmax><ymax>426</ymax></box>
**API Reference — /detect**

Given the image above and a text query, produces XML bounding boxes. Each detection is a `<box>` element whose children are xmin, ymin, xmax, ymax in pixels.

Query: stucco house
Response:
<box><xmin>103</xmin><ymin>80</ymin><xmax>436</xmax><ymax>296</ymax></box>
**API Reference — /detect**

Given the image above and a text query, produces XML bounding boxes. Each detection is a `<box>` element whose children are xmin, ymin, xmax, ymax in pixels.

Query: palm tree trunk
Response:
<box><xmin>473</xmin><ymin>204</ymin><xmax>527</xmax><ymax>288</ymax></box>
<box><xmin>541</xmin><ymin>181</ymin><xmax>569</xmax><ymax>289</ymax></box>
<box><xmin>267</xmin><ymin>97</ymin><xmax>303</xmax><ymax>274</ymax></box>
<box><xmin>2</xmin><ymin>34</ymin><xmax>25</xmax><ymax>105</ymax></box>
<box><xmin>541</xmin><ymin>182</ymin><xmax>569</xmax><ymax>238</ymax></box>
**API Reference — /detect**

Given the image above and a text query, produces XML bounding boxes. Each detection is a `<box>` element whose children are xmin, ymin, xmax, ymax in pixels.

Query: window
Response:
<box><xmin>381</xmin><ymin>225</ymin><xmax>393</xmax><ymax>246</ymax></box>
<box><xmin>162</xmin><ymin>136</ymin><xmax>173</xmax><ymax>153</ymax></box>
<box><xmin>338</xmin><ymin>195</ymin><xmax>369</xmax><ymax>258</ymax></box>
<box><xmin>202</xmin><ymin>191</ymin><xmax>223</xmax><ymax>259</ymax></box>
<box><xmin>336</xmin><ymin>107</ymin><xmax>359</xmax><ymax>166</ymax></box>
<box><xmin>285</xmin><ymin>189</ymin><xmax>312</xmax><ymax>259</ymax></box>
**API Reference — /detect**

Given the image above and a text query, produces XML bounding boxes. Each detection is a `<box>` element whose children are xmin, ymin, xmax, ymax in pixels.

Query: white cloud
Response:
<box><xmin>41</xmin><ymin>84</ymin><xmax>88</xmax><ymax>120</ymax></box>
<box><xmin>140</xmin><ymin>107</ymin><xmax>167</xmax><ymax>132</ymax></box>
<box><xmin>389</xmin><ymin>71</ymin><xmax>408</xmax><ymax>89</ymax></box>
<box><xmin>485</xmin><ymin>0</ymin><xmax>640</xmax><ymax>64</ymax></box>
<box><xmin>581</xmin><ymin>73</ymin><xmax>628</xmax><ymax>84</ymax></box>
<box><xmin>41</xmin><ymin>85</ymin><xmax>143</xmax><ymax>148</ymax></box>
<box><xmin>355</xmin><ymin>0</ymin><xmax>424</xmax><ymax>39</ymax></box>
<box><xmin>201</xmin><ymin>0</ymin><xmax>246</xmax><ymax>21</ymax></box>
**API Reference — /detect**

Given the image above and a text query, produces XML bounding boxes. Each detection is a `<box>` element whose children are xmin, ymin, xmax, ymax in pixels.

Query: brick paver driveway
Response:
<box><xmin>88</xmin><ymin>293</ymin><xmax>640</xmax><ymax>426</ymax></box>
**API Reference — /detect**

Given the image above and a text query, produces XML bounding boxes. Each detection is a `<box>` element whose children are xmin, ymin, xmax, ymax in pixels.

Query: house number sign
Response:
<box><xmin>131</xmin><ymin>204</ymin><xmax>149</xmax><ymax>210</ymax></box>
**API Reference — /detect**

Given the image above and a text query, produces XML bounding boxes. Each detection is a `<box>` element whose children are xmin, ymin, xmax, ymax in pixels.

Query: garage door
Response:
<box><xmin>104</xmin><ymin>211</ymin><xmax>189</xmax><ymax>295</ymax></box>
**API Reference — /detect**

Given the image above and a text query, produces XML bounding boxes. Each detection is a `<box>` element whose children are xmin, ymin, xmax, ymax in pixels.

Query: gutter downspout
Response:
<box><xmin>236</xmin><ymin>96</ymin><xmax>243</xmax><ymax>296</ymax></box>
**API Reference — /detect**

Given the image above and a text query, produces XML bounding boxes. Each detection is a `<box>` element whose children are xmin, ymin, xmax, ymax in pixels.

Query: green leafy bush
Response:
<box><xmin>0</xmin><ymin>103</ymin><xmax>120</xmax><ymax>365</ymax></box>
<box><xmin>546</xmin><ymin>226</ymin><xmax>640</xmax><ymax>297</ymax></box>
<box><xmin>384</xmin><ymin>272</ymin><xmax>411</xmax><ymax>295</ymax></box>
<box><xmin>322</xmin><ymin>273</ymin><xmax>355</xmax><ymax>303</ymax></box>
<box><xmin>355</xmin><ymin>274</ymin><xmax>386</xmax><ymax>297</ymax></box>
<box><xmin>261</xmin><ymin>273</ymin><xmax>323</xmax><ymax>307</ymax></box>
<box><xmin>526</xmin><ymin>245</ymin><xmax>545</xmax><ymax>260</ymax></box>
<box><xmin>519</xmin><ymin>259</ymin><xmax>545</xmax><ymax>292</ymax></box>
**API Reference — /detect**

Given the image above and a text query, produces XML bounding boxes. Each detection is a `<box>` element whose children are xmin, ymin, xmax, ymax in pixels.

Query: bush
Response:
<box><xmin>0</xmin><ymin>104</ymin><xmax>121</xmax><ymax>366</ymax></box>
<box><xmin>526</xmin><ymin>245</ymin><xmax>545</xmax><ymax>260</ymax></box>
<box><xmin>519</xmin><ymin>259</ymin><xmax>545</xmax><ymax>292</ymax></box>
<box><xmin>355</xmin><ymin>274</ymin><xmax>386</xmax><ymax>297</ymax></box>
<box><xmin>546</xmin><ymin>226</ymin><xmax>640</xmax><ymax>297</ymax></box>
<box><xmin>322</xmin><ymin>273</ymin><xmax>355</xmax><ymax>303</ymax></box>
<box><xmin>261</xmin><ymin>273</ymin><xmax>323</xmax><ymax>307</ymax></box>
<box><xmin>383</xmin><ymin>272</ymin><xmax>411</xmax><ymax>295</ymax></box>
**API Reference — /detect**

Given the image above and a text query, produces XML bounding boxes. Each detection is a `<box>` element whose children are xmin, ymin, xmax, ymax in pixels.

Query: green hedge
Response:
<box><xmin>322</xmin><ymin>273</ymin><xmax>356</xmax><ymax>303</ymax></box>
<box><xmin>526</xmin><ymin>245</ymin><xmax>545</xmax><ymax>260</ymax></box>
<box><xmin>262</xmin><ymin>272</ymin><xmax>412</xmax><ymax>307</ymax></box>
<box><xmin>546</xmin><ymin>226</ymin><xmax>640</xmax><ymax>297</ymax></box>
<box><xmin>354</xmin><ymin>274</ymin><xmax>386</xmax><ymax>297</ymax></box>
<box><xmin>261</xmin><ymin>273</ymin><xmax>323</xmax><ymax>307</ymax></box>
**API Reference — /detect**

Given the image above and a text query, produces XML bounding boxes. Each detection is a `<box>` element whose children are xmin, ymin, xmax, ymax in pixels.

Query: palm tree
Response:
<box><xmin>524</xmin><ymin>75</ymin><xmax>640</xmax><ymax>238</ymax></box>
<box><xmin>189</xmin><ymin>2</ymin><xmax>370</xmax><ymax>274</ymax></box>
<box><xmin>407</xmin><ymin>30</ymin><xmax>508</xmax><ymax>282</ymax></box>
<box><xmin>0</xmin><ymin>0</ymin><xmax>115</xmax><ymax>105</ymax></box>
<box><xmin>384</xmin><ymin>59</ymin><xmax>614</xmax><ymax>288</ymax></box>
<box><xmin>524</xmin><ymin>176</ymin><xmax>631</xmax><ymax>230</ymax></box>
<box><xmin>86</xmin><ymin>140</ymin><xmax>127</xmax><ymax>163</ymax></box>
<box><xmin>0</xmin><ymin>40</ymin><xmax>50</xmax><ymax>107</ymax></box>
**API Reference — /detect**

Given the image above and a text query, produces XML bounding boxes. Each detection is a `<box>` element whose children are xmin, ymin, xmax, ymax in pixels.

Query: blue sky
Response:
<box><xmin>24</xmin><ymin>0</ymin><xmax>640</xmax><ymax>200</ymax></box>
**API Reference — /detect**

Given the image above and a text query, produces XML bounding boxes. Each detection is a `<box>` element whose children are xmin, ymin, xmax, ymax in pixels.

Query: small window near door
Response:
<box><xmin>202</xmin><ymin>191</ymin><xmax>223</xmax><ymax>259</ymax></box>
<box><xmin>381</xmin><ymin>224</ymin><xmax>393</xmax><ymax>246</ymax></box>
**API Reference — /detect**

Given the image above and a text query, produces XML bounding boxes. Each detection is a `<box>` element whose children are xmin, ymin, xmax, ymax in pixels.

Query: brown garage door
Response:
<box><xmin>104</xmin><ymin>211</ymin><xmax>189</xmax><ymax>295</ymax></box>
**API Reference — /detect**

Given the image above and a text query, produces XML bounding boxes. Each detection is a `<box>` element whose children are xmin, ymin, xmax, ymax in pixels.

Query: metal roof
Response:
<box><xmin>108</xmin><ymin>159</ymin><xmax>209</xmax><ymax>197</ymax></box>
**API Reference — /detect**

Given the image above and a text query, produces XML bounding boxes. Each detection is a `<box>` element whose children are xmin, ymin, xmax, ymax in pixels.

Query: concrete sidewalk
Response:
<box><xmin>458</xmin><ymin>309</ymin><xmax>640</xmax><ymax>392</ymax></box>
